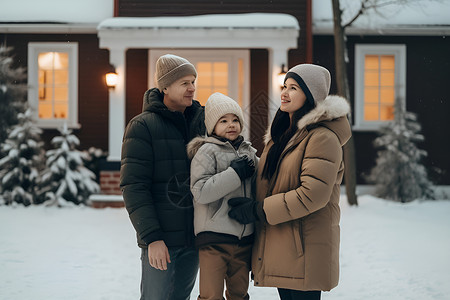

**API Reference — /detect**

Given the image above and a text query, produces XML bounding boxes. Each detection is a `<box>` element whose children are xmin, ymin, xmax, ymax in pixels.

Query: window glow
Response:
<box><xmin>363</xmin><ymin>54</ymin><xmax>395</xmax><ymax>122</ymax></box>
<box><xmin>38</xmin><ymin>52</ymin><xmax>69</xmax><ymax>119</ymax></box>
<box><xmin>196</xmin><ymin>62</ymin><xmax>229</xmax><ymax>106</ymax></box>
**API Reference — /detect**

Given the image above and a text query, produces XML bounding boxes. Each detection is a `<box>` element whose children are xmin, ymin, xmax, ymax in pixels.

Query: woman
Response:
<box><xmin>228</xmin><ymin>64</ymin><xmax>351</xmax><ymax>300</ymax></box>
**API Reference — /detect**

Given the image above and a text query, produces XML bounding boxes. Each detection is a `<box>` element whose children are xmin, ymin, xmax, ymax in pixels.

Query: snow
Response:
<box><xmin>98</xmin><ymin>13</ymin><xmax>299</xmax><ymax>30</ymax></box>
<box><xmin>1</xmin><ymin>195</ymin><xmax>449</xmax><ymax>299</ymax></box>
<box><xmin>3</xmin><ymin>0</ymin><xmax>449</xmax><ymax>28</ymax></box>
<box><xmin>313</xmin><ymin>0</ymin><xmax>450</xmax><ymax>29</ymax></box>
<box><xmin>0</xmin><ymin>0</ymin><xmax>113</xmax><ymax>23</ymax></box>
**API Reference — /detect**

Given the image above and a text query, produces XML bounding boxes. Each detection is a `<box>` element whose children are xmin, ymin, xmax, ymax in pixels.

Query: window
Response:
<box><xmin>149</xmin><ymin>50</ymin><xmax>250</xmax><ymax>138</ymax></box>
<box><xmin>354</xmin><ymin>44</ymin><xmax>406</xmax><ymax>131</ymax></box>
<box><xmin>28</xmin><ymin>43</ymin><xmax>79</xmax><ymax>128</ymax></box>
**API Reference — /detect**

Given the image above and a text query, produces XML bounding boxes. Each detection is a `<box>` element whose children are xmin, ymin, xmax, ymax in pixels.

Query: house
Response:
<box><xmin>312</xmin><ymin>0</ymin><xmax>450</xmax><ymax>187</ymax></box>
<box><xmin>1</xmin><ymin>0</ymin><xmax>449</xmax><ymax>202</ymax></box>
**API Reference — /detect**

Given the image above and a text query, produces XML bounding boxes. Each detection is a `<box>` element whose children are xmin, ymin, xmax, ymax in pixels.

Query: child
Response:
<box><xmin>187</xmin><ymin>92</ymin><xmax>258</xmax><ymax>300</ymax></box>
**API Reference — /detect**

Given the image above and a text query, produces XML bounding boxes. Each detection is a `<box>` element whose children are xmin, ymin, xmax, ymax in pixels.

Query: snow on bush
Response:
<box><xmin>36</xmin><ymin>124</ymin><xmax>100</xmax><ymax>206</ymax></box>
<box><xmin>366</xmin><ymin>98</ymin><xmax>434</xmax><ymax>203</ymax></box>
<box><xmin>0</xmin><ymin>108</ymin><xmax>45</xmax><ymax>206</ymax></box>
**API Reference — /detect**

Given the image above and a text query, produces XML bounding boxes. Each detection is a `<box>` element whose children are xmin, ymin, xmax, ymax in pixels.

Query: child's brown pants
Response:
<box><xmin>198</xmin><ymin>243</ymin><xmax>252</xmax><ymax>300</ymax></box>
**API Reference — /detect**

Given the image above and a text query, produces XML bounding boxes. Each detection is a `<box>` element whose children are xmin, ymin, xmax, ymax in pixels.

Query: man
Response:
<box><xmin>120</xmin><ymin>54</ymin><xmax>205</xmax><ymax>300</ymax></box>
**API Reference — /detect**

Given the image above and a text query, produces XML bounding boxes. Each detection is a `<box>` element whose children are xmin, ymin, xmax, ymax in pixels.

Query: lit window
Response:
<box><xmin>150</xmin><ymin>50</ymin><xmax>250</xmax><ymax>138</ymax></box>
<box><xmin>354</xmin><ymin>45</ymin><xmax>406</xmax><ymax>131</ymax></box>
<box><xmin>196</xmin><ymin>62</ymin><xmax>229</xmax><ymax>106</ymax></box>
<box><xmin>28</xmin><ymin>43</ymin><xmax>79</xmax><ymax>128</ymax></box>
<box><xmin>38</xmin><ymin>52</ymin><xmax>69</xmax><ymax>119</ymax></box>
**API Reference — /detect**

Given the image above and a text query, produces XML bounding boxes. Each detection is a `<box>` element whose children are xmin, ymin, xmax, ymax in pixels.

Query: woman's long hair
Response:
<box><xmin>261</xmin><ymin>101</ymin><xmax>315</xmax><ymax>180</ymax></box>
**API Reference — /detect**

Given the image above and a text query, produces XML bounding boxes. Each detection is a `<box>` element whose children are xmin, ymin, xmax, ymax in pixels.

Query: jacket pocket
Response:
<box><xmin>264</xmin><ymin>222</ymin><xmax>305</xmax><ymax>278</ymax></box>
<box><xmin>208</xmin><ymin>199</ymin><xmax>224</xmax><ymax>221</ymax></box>
<box><xmin>293</xmin><ymin>221</ymin><xmax>304</xmax><ymax>257</ymax></box>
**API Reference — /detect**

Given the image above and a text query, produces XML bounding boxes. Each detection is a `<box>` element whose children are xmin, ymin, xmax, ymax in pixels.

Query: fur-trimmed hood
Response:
<box><xmin>187</xmin><ymin>136</ymin><xmax>209</xmax><ymax>160</ymax></box>
<box><xmin>265</xmin><ymin>95</ymin><xmax>351</xmax><ymax>146</ymax></box>
<box><xmin>187</xmin><ymin>135</ymin><xmax>253</xmax><ymax>160</ymax></box>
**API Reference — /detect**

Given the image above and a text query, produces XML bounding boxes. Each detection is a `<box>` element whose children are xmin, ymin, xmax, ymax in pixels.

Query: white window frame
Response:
<box><xmin>149</xmin><ymin>49</ymin><xmax>250</xmax><ymax>139</ymax></box>
<box><xmin>354</xmin><ymin>44</ymin><xmax>406</xmax><ymax>131</ymax></box>
<box><xmin>28</xmin><ymin>42</ymin><xmax>80</xmax><ymax>129</ymax></box>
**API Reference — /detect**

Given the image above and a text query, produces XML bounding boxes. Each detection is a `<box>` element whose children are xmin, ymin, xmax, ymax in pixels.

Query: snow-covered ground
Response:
<box><xmin>1</xmin><ymin>195</ymin><xmax>449</xmax><ymax>300</ymax></box>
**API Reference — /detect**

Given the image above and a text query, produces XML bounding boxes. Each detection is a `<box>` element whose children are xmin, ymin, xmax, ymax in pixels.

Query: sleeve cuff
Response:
<box><xmin>256</xmin><ymin>201</ymin><xmax>267</xmax><ymax>223</ymax></box>
<box><xmin>141</xmin><ymin>230</ymin><xmax>164</xmax><ymax>246</ymax></box>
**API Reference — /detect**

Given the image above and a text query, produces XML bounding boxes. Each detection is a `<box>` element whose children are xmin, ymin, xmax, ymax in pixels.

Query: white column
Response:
<box><xmin>107</xmin><ymin>48</ymin><xmax>126</xmax><ymax>161</ymax></box>
<box><xmin>267</xmin><ymin>47</ymin><xmax>288</xmax><ymax>124</ymax></box>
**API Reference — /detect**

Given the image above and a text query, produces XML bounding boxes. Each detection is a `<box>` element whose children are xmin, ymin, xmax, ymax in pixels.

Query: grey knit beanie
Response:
<box><xmin>285</xmin><ymin>64</ymin><xmax>331</xmax><ymax>105</ymax></box>
<box><xmin>205</xmin><ymin>92</ymin><xmax>244</xmax><ymax>135</ymax></box>
<box><xmin>155</xmin><ymin>54</ymin><xmax>197</xmax><ymax>92</ymax></box>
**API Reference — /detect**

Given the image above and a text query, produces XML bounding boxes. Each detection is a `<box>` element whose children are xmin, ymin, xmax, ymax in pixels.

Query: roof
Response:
<box><xmin>97</xmin><ymin>13</ymin><xmax>299</xmax><ymax>30</ymax></box>
<box><xmin>0</xmin><ymin>0</ymin><xmax>112</xmax><ymax>23</ymax></box>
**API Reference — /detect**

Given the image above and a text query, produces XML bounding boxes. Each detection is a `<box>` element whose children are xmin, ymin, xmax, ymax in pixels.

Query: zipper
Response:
<box><xmin>266</xmin><ymin>129</ymin><xmax>308</xmax><ymax>196</ymax></box>
<box><xmin>232</xmin><ymin>141</ymin><xmax>249</xmax><ymax>240</ymax></box>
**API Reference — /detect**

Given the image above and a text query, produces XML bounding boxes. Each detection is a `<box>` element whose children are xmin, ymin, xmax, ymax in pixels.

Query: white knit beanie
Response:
<box><xmin>155</xmin><ymin>54</ymin><xmax>197</xmax><ymax>92</ymax></box>
<box><xmin>285</xmin><ymin>64</ymin><xmax>331</xmax><ymax>105</ymax></box>
<box><xmin>205</xmin><ymin>92</ymin><xmax>244</xmax><ymax>135</ymax></box>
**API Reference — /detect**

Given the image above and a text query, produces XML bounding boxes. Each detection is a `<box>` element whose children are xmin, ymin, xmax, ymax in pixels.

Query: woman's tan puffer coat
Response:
<box><xmin>252</xmin><ymin>95</ymin><xmax>351</xmax><ymax>291</ymax></box>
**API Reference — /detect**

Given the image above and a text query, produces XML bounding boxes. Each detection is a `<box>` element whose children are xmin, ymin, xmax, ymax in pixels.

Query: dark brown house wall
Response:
<box><xmin>313</xmin><ymin>34</ymin><xmax>450</xmax><ymax>185</ymax></box>
<box><xmin>0</xmin><ymin>33</ymin><xmax>110</xmax><ymax>152</ymax></box>
<box><xmin>125</xmin><ymin>49</ymin><xmax>148</xmax><ymax>124</ymax></box>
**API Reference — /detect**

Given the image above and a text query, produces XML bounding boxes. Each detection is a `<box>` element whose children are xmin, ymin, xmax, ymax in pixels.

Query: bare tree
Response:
<box><xmin>331</xmin><ymin>0</ymin><xmax>426</xmax><ymax>206</ymax></box>
<box><xmin>332</xmin><ymin>0</ymin><xmax>359</xmax><ymax>206</ymax></box>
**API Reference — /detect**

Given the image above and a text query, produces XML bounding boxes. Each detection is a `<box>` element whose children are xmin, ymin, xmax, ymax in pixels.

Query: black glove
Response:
<box><xmin>228</xmin><ymin>197</ymin><xmax>263</xmax><ymax>224</ymax></box>
<box><xmin>230</xmin><ymin>156</ymin><xmax>255</xmax><ymax>181</ymax></box>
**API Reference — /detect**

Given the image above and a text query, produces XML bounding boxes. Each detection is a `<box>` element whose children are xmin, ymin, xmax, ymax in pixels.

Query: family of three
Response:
<box><xmin>120</xmin><ymin>54</ymin><xmax>351</xmax><ymax>300</ymax></box>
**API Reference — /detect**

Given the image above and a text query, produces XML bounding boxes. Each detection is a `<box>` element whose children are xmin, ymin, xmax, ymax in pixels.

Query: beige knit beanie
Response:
<box><xmin>155</xmin><ymin>54</ymin><xmax>197</xmax><ymax>92</ymax></box>
<box><xmin>205</xmin><ymin>92</ymin><xmax>244</xmax><ymax>135</ymax></box>
<box><xmin>285</xmin><ymin>64</ymin><xmax>331</xmax><ymax>105</ymax></box>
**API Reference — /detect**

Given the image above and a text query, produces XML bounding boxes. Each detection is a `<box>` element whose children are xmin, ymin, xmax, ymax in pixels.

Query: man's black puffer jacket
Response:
<box><xmin>120</xmin><ymin>88</ymin><xmax>205</xmax><ymax>248</ymax></box>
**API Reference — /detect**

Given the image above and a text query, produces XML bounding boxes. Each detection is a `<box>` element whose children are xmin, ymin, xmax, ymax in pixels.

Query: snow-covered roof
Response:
<box><xmin>313</xmin><ymin>0</ymin><xmax>450</xmax><ymax>35</ymax></box>
<box><xmin>97</xmin><ymin>13</ymin><xmax>299</xmax><ymax>51</ymax></box>
<box><xmin>97</xmin><ymin>13</ymin><xmax>299</xmax><ymax>30</ymax></box>
<box><xmin>0</xmin><ymin>0</ymin><xmax>113</xmax><ymax>24</ymax></box>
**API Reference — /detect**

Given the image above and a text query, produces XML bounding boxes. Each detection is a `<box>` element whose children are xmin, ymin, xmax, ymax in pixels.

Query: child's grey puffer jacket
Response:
<box><xmin>187</xmin><ymin>136</ymin><xmax>258</xmax><ymax>239</ymax></box>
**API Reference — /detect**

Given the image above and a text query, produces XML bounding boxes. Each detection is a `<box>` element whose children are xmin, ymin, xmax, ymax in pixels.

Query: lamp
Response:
<box><xmin>277</xmin><ymin>64</ymin><xmax>288</xmax><ymax>88</ymax></box>
<box><xmin>105</xmin><ymin>64</ymin><xmax>118</xmax><ymax>89</ymax></box>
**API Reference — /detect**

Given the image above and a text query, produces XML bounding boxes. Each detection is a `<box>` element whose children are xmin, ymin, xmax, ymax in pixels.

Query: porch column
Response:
<box><xmin>107</xmin><ymin>47</ymin><xmax>126</xmax><ymax>161</ymax></box>
<box><xmin>268</xmin><ymin>47</ymin><xmax>289</xmax><ymax>124</ymax></box>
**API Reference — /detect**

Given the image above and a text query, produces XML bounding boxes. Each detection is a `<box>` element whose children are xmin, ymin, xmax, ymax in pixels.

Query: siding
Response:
<box><xmin>126</xmin><ymin>49</ymin><xmax>148</xmax><ymax>124</ymax></box>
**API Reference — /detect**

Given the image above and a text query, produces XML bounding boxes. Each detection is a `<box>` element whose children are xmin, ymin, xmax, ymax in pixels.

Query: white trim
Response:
<box><xmin>27</xmin><ymin>42</ymin><xmax>80</xmax><ymax>129</ymax></box>
<box><xmin>354</xmin><ymin>44</ymin><xmax>406</xmax><ymax>131</ymax></box>
<box><xmin>99</xmin><ymin>28</ymin><xmax>298</xmax><ymax>49</ymax></box>
<box><xmin>0</xmin><ymin>23</ymin><xmax>98</xmax><ymax>34</ymax></box>
<box><xmin>313</xmin><ymin>25</ymin><xmax>450</xmax><ymax>36</ymax></box>
<box><xmin>149</xmin><ymin>49</ymin><xmax>250</xmax><ymax>140</ymax></box>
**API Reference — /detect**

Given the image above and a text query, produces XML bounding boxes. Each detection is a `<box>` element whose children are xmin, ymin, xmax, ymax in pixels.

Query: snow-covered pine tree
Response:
<box><xmin>37</xmin><ymin>124</ymin><xmax>100</xmax><ymax>206</ymax></box>
<box><xmin>0</xmin><ymin>108</ymin><xmax>45</xmax><ymax>206</ymax></box>
<box><xmin>366</xmin><ymin>98</ymin><xmax>434</xmax><ymax>203</ymax></box>
<box><xmin>82</xmin><ymin>147</ymin><xmax>107</xmax><ymax>183</ymax></box>
<box><xmin>0</xmin><ymin>46</ymin><xmax>27</xmax><ymax>144</ymax></box>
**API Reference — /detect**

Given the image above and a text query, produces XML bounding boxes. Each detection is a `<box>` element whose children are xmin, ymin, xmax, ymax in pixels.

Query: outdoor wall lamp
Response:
<box><xmin>105</xmin><ymin>64</ymin><xmax>118</xmax><ymax>89</ymax></box>
<box><xmin>277</xmin><ymin>63</ymin><xmax>287</xmax><ymax>88</ymax></box>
